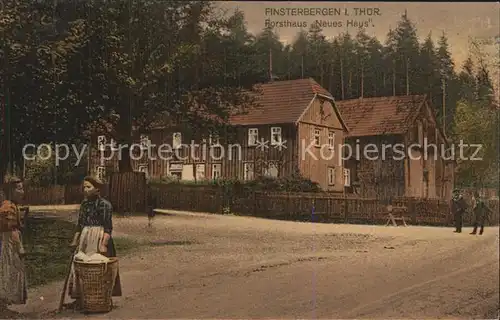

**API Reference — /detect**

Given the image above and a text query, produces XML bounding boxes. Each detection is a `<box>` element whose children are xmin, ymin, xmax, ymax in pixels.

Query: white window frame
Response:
<box><xmin>263</xmin><ymin>162</ymin><xmax>279</xmax><ymax>178</ymax></box>
<box><xmin>195</xmin><ymin>164</ymin><xmax>206</xmax><ymax>180</ymax></box>
<box><xmin>328</xmin><ymin>167</ymin><xmax>336</xmax><ymax>186</ymax></box>
<box><xmin>248</xmin><ymin>128</ymin><xmax>258</xmax><ymax>146</ymax></box>
<box><xmin>313</xmin><ymin>128</ymin><xmax>321</xmax><ymax>147</ymax></box>
<box><xmin>343</xmin><ymin>168</ymin><xmax>351</xmax><ymax>187</ymax></box>
<box><xmin>172</xmin><ymin>132</ymin><xmax>182</xmax><ymax>149</ymax></box>
<box><xmin>211</xmin><ymin>163</ymin><xmax>222</xmax><ymax>180</ymax></box>
<box><xmin>96</xmin><ymin>166</ymin><xmax>106</xmax><ymax>181</ymax></box>
<box><xmin>110</xmin><ymin>138</ymin><xmax>119</xmax><ymax>151</ymax></box>
<box><xmin>328</xmin><ymin>131</ymin><xmax>335</xmax><ymax>149</ymax></box>
<box><xmin>97</xmin><ymin>135</ymin><xmax>106</xmax><ymax>151</ymax></box>
<box><xmin>209</xmin><ymin>134</ymin><xmax>220</xmax><ymax>146</ymax></box>
<box><xmin>138</xmin><ymin>164</ymin><xmax>149</xmax><ymax>178</ymax></box>
<box><xmin>243</xmin><ymin>162</ymin><xmax>254</xmax><ymax>181</ymax></box>
<box><xmin>270</xmin><ymin>127</ymin><xmax>282</xmax><ymax>145</ymax></box>
<box><xmin>140</xmin><ymin>134</ymin><xmax>150</xmax><ymax>150</ymax></box>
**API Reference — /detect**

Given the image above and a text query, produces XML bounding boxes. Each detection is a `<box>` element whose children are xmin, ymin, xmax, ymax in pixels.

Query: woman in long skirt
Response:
<box><xmin>67</xmin><ymin>176</ymin><xmax>122</xmax><ymax>307</ymax></box>
<box><xmin>0</xmin><ymin>178</ymin><xmax>27</xmax><ymax>315</ymax></box>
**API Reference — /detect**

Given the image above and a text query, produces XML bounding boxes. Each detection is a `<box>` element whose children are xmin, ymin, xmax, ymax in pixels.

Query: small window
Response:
<box><xmin>343</xmin><ymin>168</ymin><xmax>351</xmax><ymax>187</ymax></box>
<box><xmin>211</xmin><ymin>163</ymin><xmax>221</xmax><ymax>180</ymax></box>
<box><xmin>328</xmin><ymin>131</ymin><xmax>335</xmax><ymax>149</ymax></box>
<box><xmin>270</xmin><ymin>127</ymin><xmax>282</xmax><ymax>145</ymax></box>
<box><xmin>96</xmin><ymin>166</ymin><xmax>106</xmax><ymax>181</ymax></box>
<box><xmin>248</xmin><ymin>128</ymin><xmax>258</xmax><ymax>146</ymax></box>
<box><xmin>140</xmin><ymin>134</ymin><xmax>150</xmax><ymax>150</ymax></box>
<box><xmin>313</xmin><ymin>128</ymin><xmax>321</xmax><ymax>147</ymax></box>
<box><xmin>97</xmin><ymin>135</ymin><xmax>106</xmax><ymax>151</ymax></box>
<box><xmin>138</xmin><ymin>165</ymin><xmax>148</xmax><ymax>178</ymax></box>
<box><xmin>209</xmin><ymin>134</ymin><xmax>220</xmax><ymax>146</ymax></box>
<box><xmin>264</xmin><ymin>162</ymin><xmax>278</xmax><ymax>178</ymax></box>
<box><xmin>110</xmin><ymin>138</ymin><xmax>119</xmax><ymax>151</ymax></box>
<box><xmin>196</xmin><ymin>164</ymin><xmax>205</xmax><ymax>180</ymax></box>
<box><xmin>243</xmin><ymin>162</ymin><xmax>254</xmax><ymax>181</ymax></box>
<box><xmin>328</xmin><ymin>167</ymin><xmax>336</xmax><ymax>186</ymax></box>
<box><xmin>172</xmin><ymin>132</ymin><xmax>182</xmax><ymax>149</ymax></box>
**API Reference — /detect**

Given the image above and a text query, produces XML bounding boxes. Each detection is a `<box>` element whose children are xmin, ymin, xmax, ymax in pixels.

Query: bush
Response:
<box><xmin>150</xmin><ymin>173</ymin><xmax>321</xmax><ymax>193</ymax></box>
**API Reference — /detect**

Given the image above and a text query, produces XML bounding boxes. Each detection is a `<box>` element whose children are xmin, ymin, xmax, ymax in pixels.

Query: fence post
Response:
<box><xmin>253</xmin><ymin>191</ymin><xmax>257</xmax><ymax>216</ymax></box>
<box><xmin>344</xmin><ymin>197</ymin><xmax>348</xmax><ymax>223</ymax></box>
<box><xmin>311</xmin><ymin>198</ymin><xmax>315</xmax><ymax>223</ymax></box>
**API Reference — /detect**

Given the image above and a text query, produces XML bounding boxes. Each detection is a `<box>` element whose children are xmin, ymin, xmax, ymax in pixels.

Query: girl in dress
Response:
<box><xmin>67</xmin><ymin>176</ymin><xmax>122</xmax><ymax>307</ymax></box>
<box><xmin>0</xmin><ymin>177</ymin><xmax>27</xmax><ymax>315</ymax></box>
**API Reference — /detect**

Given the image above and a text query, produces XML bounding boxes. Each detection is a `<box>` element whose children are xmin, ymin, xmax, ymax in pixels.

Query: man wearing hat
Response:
<box><xmin>470</xmin><ymin>190</ymin><xmax>493</xmax><ymax>235</ymax></box>
<box><xmin>450</xmin><ymin>189</ymin><xmax>467</xmax><ymax>233</ymax></box>
<box><xmin>66</xmin><ymin>176</ymin><xmax>122</xmax><ymax>308</ymax></box>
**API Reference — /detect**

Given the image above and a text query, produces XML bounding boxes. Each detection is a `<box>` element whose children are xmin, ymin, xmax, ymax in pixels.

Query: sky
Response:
<box><xmin>217</xmin><ymin>2</ymin><xmax>499</xmax><ymax>70</ymax></box>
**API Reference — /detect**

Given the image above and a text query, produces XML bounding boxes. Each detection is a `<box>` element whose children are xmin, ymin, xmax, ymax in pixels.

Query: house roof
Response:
<box><xmin>229</xmin><ymin>78</ymin><xmax>334</xmax><ymax>126</ymax></box>
<box><xmin>335</xmin><ymin>95</ymin><xmax>427</xmax><ymax>137</ymax></box>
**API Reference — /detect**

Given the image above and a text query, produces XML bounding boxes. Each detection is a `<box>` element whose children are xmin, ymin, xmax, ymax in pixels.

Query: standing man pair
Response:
<box><xmin>451</xmin><ymin>189</ymin><xmax>492</xmax><ymax>235</ymax></box>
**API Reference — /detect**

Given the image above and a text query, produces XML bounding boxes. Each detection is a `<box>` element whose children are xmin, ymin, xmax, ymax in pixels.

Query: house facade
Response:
<box><xmin>337</xmin><ymin>95</ymin><xmax>454</xmax><ymax>200</ymax></box>
<box><xmin>89</xmin><ymin>78</ymin><xmax>349</xmax><ymax>192</ymax></box>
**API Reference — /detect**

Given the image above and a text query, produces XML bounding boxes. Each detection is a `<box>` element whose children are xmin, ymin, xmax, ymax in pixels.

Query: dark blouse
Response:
<box><xmin>77</xmin><ymin>197</ymin><xmax>113</xmax><ymax>235</ymax></box>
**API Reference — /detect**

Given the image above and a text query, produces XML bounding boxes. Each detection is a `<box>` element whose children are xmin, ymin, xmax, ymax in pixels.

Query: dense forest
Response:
<box><xmin>1</xmin><ymin>1</ymin><xmax>498</xmax><ymax>187</ymax></box>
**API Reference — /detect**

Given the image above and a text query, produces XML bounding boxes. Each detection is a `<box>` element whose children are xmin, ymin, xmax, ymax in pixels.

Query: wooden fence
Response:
<box><xmin>23</xmin><ymin>184</ymin><xmax>109</xmax><ymax>206</ymax></box>
<box><xmin>21</xmin><ymin>183</ymin><xmax>499</xmax><ymax>227</ymax></box>
<box><xmin>149</xmin><ymin>184</ymin><xmax>499</xmax><ymax>227</ymax></box>
<box><xmin>109</xmin><ymin>172</ymin><xmax>147</xmax><ymax>213</ymax></box>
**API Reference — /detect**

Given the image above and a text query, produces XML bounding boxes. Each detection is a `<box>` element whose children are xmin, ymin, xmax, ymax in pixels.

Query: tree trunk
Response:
<box><xmin>118</xmin><ymin>146</ymin><xmax>133</xmax><ymax>172</ymax></box>
<box><xmin>117</xmin><ymin>96</ymin><xmax>133</xmax><ymax>173</ymax></box>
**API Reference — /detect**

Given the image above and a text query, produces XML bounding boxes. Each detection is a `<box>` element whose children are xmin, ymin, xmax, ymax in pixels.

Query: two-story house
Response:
<box><xmin>337</xmin><ymin>95</ymin><xmax>455</xmax><ymax>200</ymax></box>
<box><xmin>89</xmin><ymin>78</ymin><xmax>350</xmax><ymax>192</ymax></box>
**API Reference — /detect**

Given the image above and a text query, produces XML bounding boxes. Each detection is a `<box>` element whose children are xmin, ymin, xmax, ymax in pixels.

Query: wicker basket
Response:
<box><xmin>74</xmin><ymin>258</ymin><xmax>119</xmax><ymax>313</ymax></box>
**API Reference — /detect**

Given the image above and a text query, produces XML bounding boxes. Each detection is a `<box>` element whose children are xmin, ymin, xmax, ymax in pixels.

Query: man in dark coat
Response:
<box><xmin>450</xmin><ymin>189</ymin><xmax>467</xmax><ymax>233</ymax></box>
<box><xmin>470</xmin><ymin>191</ymin><xmax>492</xmax><ymax>235</ymax></box>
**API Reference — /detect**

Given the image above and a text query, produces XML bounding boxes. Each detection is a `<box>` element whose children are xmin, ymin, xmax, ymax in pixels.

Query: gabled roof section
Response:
<box><xmin>335</xmin><ymin>95</ymin><xmax>427</xmax><ymax>137</ymax></box>
<box><xmin>229</xmin><ymin>78</ymin><xmax>333</xmax><ymax>126</ymax></box>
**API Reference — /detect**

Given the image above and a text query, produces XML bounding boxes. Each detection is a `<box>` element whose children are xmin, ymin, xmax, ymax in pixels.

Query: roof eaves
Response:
<box><xmin>295</xmin><ymin>94</ymin><xmax>318</xmax><ymax>125</ymax></box>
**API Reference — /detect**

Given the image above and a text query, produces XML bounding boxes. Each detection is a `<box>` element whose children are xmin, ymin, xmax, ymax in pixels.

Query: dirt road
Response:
<box><xmin>12</xmin><ymin>210</ymin><xmax>500</xmax><ymax>319</ymax></box>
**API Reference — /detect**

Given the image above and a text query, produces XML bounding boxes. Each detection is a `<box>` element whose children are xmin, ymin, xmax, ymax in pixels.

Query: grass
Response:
<box><xmin>22</xmin><ymin>217</ymin><xmax>142</xmax><ymax>288</ymax></box>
